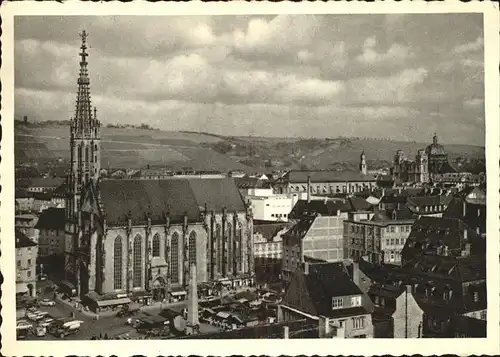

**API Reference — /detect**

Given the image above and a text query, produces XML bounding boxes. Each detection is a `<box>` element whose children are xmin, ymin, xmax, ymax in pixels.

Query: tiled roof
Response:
<box><xmin>284</xmin><ymin>170</ymin><xmax>376</xmax><ymax>183</ymax></box>
<box><xmin>15</xmin><ymin>229</ymin><xmax>37</xmax><ymax>248</ymax></box>
<box><xmin>282</xmin><ymin>218</ymin><xmax>315</xmax><ymax>242</ymax></box>
<box><xmin>359</xmin><ymin>257</ymin><xmax>486</xmax><ymax>316</ymax></box>
<box><xmin>288</xmin><ymin>199</ymin><xmax>351</xmax><ymax>219</ymax></box>
<box><xmin>98</xmin><ymin>178</ymin><xmax>246</xmax><ymax>226</ymax></box>
<box><xmin>443</xmin><ymin>198</ymin><xmax>486</xmax><ymax>234</ymax></box>
<box><xmin>35</xmin><ymin>207</ymin><xmax>65</xmax><ymax>230</ymax></box>
<box><xmin>450</xmin><ymin>315</ymin><xmax>486</xmax><ymax>337</ymax></box>
<box><xmin>303</xmin><ymin>262</ymin><xmax>364</xmax><ymax>317</ymax></box>
<box><xmin>348</xmin><ymin>196</ymin><xmax>373</xmax><ymax>211</ymax></box>
<box><xmin>253</xmin><ymin>222</ymin><xmax>290</xmax><ymax>241</ymax></box>
<box><xmin>188</xmin><ymin>178</ymin><xmax>246</xmax><ymax>212</ymax></box>
<box><xmin>406</xmin><ymin>195</ymin><xmax>453</xmax><ymax>213</ymax></box>
<box><xmin>27</xmin><ymin>177</ymin><xmax>65</xmax><ymax>188</ymax></box>
<box><xmin>402</xmin><ymin>217</ymin><xmax>485</xmax><ymax>260</ymax></box>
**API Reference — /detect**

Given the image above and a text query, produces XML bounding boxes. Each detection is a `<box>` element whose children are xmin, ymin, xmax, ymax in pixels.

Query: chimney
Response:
<box><xmin>462</xmin><ymin>200</ymin><xmax>467</xmax><ymax>217</ymax></box>
<box><xmin>304</xmin><ymin>262</ymin><xmax>310</xmax><ymax>275</ymax></box>
<box><xmin>307</xmin><ymin>176</ymin><xmax>311</xmax><ymax>203</ymax></box>
<box><xmin>283</xmin><ymin>325</ymin><xmax>289</xmax><ymax>339</ymax></box>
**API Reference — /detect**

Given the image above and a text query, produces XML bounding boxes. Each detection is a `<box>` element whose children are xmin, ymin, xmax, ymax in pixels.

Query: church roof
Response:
<box><xmin>283</xmin><ymin>170</ymin><xmax>376</xmax><ymax>183</ymax></box>
<box><xmin>98</xmin><ymin>178</ymin><xmax>246</xmax><ymax>226</ymax></box>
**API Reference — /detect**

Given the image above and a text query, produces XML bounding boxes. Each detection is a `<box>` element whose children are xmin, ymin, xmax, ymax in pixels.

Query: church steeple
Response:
<box><xmin>67</xmin><ymin>30</ymin><xmax>101</xmax><ymax>220</ymax></box>
<box><xmin>433</xmin><ymin>132</ymin><xmax>438</xmax><ymax>145</ymax></box>
<box><xmin>359</xmin><ymin>150</ymin><xmax>367</xmax><ymax>175</ymax></box>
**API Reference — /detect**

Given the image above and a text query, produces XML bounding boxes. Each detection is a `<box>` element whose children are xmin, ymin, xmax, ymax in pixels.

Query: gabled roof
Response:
<box><xmin>283</xmin><ymin>170</ymin><xmax>376</xmax><ymax>183</ymax></box>
<box><xmin>35</xmin><ymin>207</ymin><xmax>65</xmax><ymax>230</ymax></box>
<box><xmin>285</xmin><ymin>262</ymin><xmax>366</xmax><ymax>319</ymax></box>
<box><xmin>402</xmin><ymin>217</ymin><xmax>485</xmax><ymax>259</ymax></box>
<box><xmin>288</xmin><ymin>199</ymin><xmax>350</xmax><ymax>219</ymax></box>
<box><xmin>253</xmin><ymin>222</ymin><xmax>290</xmax><ymax>241</ymax></box>
<box><xmin>15</xmin><ymin>229</ymin><xmax>37</xmax><ymax>248</ymax></box>
<box><xmin>97</xmin><ymin>178</ymin><xmax>246</xmax><ymax>226</ymax></box>
<box><xmin>27</xmin><ymin>177</ymin><xmax>65</xmax><ymax>188</ymax></box>
<box><xmin>406</xmin><ymin>195</ymin><xmax>453</xmax><ymax>213</ymax></box>
<box><xmin>282</xmin><ymin>218</ymin><xmax>315</xmax><ymax>243</ymax></box>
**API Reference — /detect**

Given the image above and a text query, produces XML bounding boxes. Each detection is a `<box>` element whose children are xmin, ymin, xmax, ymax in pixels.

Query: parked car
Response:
<box><xmin>39</xmin><ymin>299</ymin><xmax>56</xmax><ymax>307</ymax></box>
<box><xmin>16</xmin><ymin>320</ymin><xmax>33</xmax><ymax>330</ymax></box>
<box><xmin>32</xmin><ymin>325</ymin><xmax>47</xmax><ymax>337</ymax></box>
<box><xmin>39</xmin><ymin>317</ymin><xmax>55</xmax><ymax>327</ymax></box>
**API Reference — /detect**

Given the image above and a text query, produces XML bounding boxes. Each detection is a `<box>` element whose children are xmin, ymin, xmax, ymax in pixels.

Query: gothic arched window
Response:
<box><xmin>133</xmin><ymin>235</ymin><xmax>142</xmax><ymax>288</ymax></box>
<box><xmin>216</xmin><ymin>224</ymin><xmax>222</xmax><ymax>270</ymax></box>
<box><xmin>85</xmin><ymin>146</ymin><xmax>89</xmax><ymax>164</ymax></box>
<box><xmin>152</xmin><ymin>233</ymin><xmax>160</xmax><ymax>257</ymax></box>
<box><xmin>227</xmin><ymin>223</ymin><xmax>232</xmax><ymax>268</ymax></box>
<box><xmin>114</xmin><ymin>236</ymin><xmax>123</xmax><ymax>290</ymax></box>
<box><xmin>189</xmin><ymin>231</ymin><xmax>197</xmax><ymax>268</ymax></box>
<box><xmin>171</xmin><ymin>232</ymin><xmax>179</xmax><ymax>284</ymax></box>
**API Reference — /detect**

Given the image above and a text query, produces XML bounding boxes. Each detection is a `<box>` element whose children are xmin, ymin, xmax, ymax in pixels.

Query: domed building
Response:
<box><xmin>425</xmin><ymin>133</ymin><xmax>456</xmax><ymax>174</ymax></box>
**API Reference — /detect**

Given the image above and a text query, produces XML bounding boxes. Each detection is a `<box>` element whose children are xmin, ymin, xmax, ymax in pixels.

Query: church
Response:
<box><xmin>64</xmin><ymin>32</ymin><xmax>254</xmax><ymax>302</ymax></box>
<box><xmin>391</xmin><ymin>133</ymin><xmax>456</xmax><ymax>183</ymax></box>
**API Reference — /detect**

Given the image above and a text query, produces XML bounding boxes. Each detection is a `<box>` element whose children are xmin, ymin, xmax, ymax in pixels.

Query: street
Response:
<box><xmin>23</xmin><ymin>280</ymin><xmax>220</xmax><ymax>340</ymax></box>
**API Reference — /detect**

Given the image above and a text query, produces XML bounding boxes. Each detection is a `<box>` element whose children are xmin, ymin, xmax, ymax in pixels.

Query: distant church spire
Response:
<box><xmin>433</xmin><ymin>132</ymin><xmax>438</xmax><ymax>145</ymax></box>
<box><xmin>359</xmin><ymin>150</ymin><xmax>367</xmax><ymax>175</ymax></box>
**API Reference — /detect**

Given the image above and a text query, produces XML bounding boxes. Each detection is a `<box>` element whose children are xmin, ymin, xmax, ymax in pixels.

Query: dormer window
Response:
<box><xmin>332</xmin><ymin>297</ymin><xmax>344</xmax><ymax>309</ymax></box>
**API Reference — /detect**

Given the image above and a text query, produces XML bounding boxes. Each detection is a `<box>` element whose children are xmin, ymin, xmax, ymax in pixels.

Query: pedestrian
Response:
<box><xmin>104</xmin><ymin>333</ymin><xmax>109</xmax><ymax>340</ymax></box>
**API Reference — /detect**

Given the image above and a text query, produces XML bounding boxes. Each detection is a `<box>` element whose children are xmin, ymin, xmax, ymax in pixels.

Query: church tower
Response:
<box><xmin>359</xmin><ymin>150</ymin><xmax>367</xmax><ymax>175</ymax></box>
<box><xmin>65</xmin><ymin>30</ymin><xmax>101</xmax><ymax>287</ymax></box>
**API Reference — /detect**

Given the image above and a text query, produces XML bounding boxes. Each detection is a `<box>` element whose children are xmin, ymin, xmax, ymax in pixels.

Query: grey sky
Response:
<box><xmin>15</xmin><ymin>14</ymin><xmax>484</xmax><ymax>144</ymax></box>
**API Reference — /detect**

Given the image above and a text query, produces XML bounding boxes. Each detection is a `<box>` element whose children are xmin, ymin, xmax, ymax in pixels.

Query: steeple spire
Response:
<box><xmin>433</xmin><ymin>132</ymin><xmax>438</xmax><ymax>145</ymax></box>
<box><xmin>67</xmin><ymin>30</ymin><xmax>101</xmax><ymax>221</ymax></box>
<box><xmin>74</xmin><ymin>30</ymin><xmax>93</xmax><ymax>135</ymax></box>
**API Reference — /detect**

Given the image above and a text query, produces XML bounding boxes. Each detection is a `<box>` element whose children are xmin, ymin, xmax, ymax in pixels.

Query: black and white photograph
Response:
<box><xmin>1</xmin><ymin>2</ymin><xmax>499</xmax><ymax>356</ymax></box>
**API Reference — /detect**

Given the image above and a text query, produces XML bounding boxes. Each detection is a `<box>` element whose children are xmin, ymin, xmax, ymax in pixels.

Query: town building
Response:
<box><xmin>35</xmin><ymin>207</ymin><xmax>66</xmax><ymax>257</ymax></box>
<box><xmin>64</xmin><ymin>32</ymin><xmax>254</xmax><ymax>303</ymax></box>
<box><xmin>253</xmin><ymin>221</ymin><xmax>290</xmax><ymax>285</ymax></box>
<box><xmin>391</xmin><ymin>149</ymin><xmax>429</xmax><ymax>183</ymax></box>
<box><xmin>398</xmin><ymin>216</ymin><xmax>486</xmax><ymax>337</ymax></box>
<box><xmin>279</xmin><ymin>262</ymin><xmax>374</xmax><ymax>338</ymax></box>
<box><xmin>15</xmin><ymin>213</ymin><xmax>39</xmax><ymax>243</ymax></box>
<box><xmin>273</xmin><ymin>155</ymin><xmax>377</xmax><ymax>196</ymax></box>
<box><xmin>16</xmin><ymin>230</ymin><xmax>38</xmax><ymax>298</ymax></box>
<box><xmin>343</xmin><ymin>211</ymin><xmax>415</xmax><ymax>265</ymax></box>
<box><xmin>392</xmin><ymin>133</ymin><xmax>456</xmax><ymax>183</ymax></box>
<box><xmin>24</xmin><ymin>177</ymin><xmax>66</xmax><ymax>193</ymax></box>
<box><xmin>405</xmin><ymin>195</ymin><xmax>453</xmax><ymax>218</ymax></box>
<box><xmin>281</xmin><ymin>199</ymin><xmax>352</xmax><ymax>282</ymax></box>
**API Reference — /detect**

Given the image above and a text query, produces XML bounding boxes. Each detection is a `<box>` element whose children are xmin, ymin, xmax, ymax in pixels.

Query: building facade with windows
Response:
<box><xmin>344</xmin><ymin>212</ymin><xmax>415</xmax><ymax>265</ymax></box>
<box><xmin>35</xmin><ymin>207</ymin><xmax>66</xmax><ymax>257</ymax></box>
<box><xmin>282</xmin><ymin>200</ymin><xmax>351</xmax><ymax>282</ymax></box>
<box><xmin>16</xmin><ymin>230</ymin><xmax>38</xmax><ymax>298</ymax></box>
<box><xmin>279</xmin><ymin>262</ymin><xmax>373</xmax><ymax>338</ymax></box>
<box><xmin>64</xmin><ymin>32</ymin><xmax>254</xmax><ymax>302</ymax></box>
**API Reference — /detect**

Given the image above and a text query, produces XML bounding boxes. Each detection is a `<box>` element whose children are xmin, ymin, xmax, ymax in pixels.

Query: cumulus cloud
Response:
<box><xmin>453</xmin><ymin>37</ymin><xmax>484</xmax><ymax>54</ymax></box>
<box><xmin>14</xmin><ymin>14</ymin><xmax>485</xmax><ymax>144</ymax></box>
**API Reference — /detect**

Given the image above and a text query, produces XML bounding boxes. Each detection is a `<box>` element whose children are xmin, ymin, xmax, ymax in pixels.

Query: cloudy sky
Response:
<box><xmin>15</xmin><ymin>14</ymin><xmax>484</xmax><ymax>144</ymax></box>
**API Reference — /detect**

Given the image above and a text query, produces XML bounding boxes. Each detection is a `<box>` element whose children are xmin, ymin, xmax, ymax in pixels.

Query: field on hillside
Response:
<box><xmin>15</xmin><ymin>125</ymin><xmax>252</xmax><ymax>171</ymax></box>
<box><xmin>15</xmin><ymin>124</ymin><xmax>485</xmax><ymax>172</ymax></box>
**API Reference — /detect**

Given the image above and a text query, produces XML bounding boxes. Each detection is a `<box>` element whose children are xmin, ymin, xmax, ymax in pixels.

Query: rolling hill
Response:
<box><xmin>14</xmin><ymin>123</ymin><xmax>485</xmax><ymax>173</ymax></box>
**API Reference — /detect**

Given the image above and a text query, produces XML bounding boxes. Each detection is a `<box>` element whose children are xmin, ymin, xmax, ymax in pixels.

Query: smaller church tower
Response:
<box><xmin>359</xmin><ymin>150</ymin><xmax>367</xmax><ymax>175</ymax></box>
